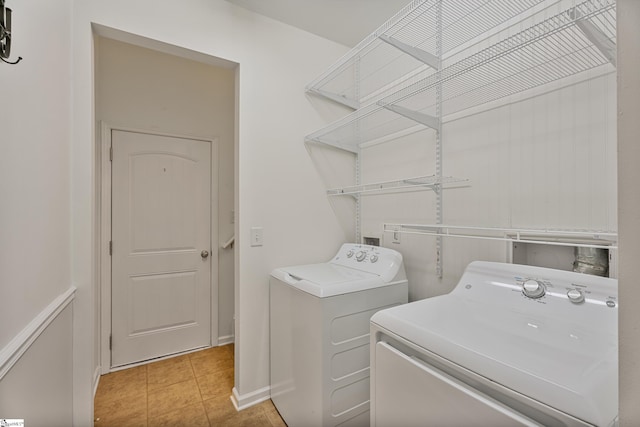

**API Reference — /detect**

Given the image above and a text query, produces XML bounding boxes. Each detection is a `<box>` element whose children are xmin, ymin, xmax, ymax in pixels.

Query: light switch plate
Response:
<box><xmin>250</xmin><ymin>227</ymin><xmax>263</xmax><ymax>247</ymax></box>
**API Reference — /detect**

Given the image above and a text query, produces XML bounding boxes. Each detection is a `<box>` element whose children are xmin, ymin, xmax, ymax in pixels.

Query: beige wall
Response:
<box><xmin>617</xmin><ymin>0</ymin><xmax>640</xmax><ymax>425</ymax></box>
<box><xmin>94</xmin><ymin>36</ymin><xmax>236</xmax><ymax>345</ymax></box>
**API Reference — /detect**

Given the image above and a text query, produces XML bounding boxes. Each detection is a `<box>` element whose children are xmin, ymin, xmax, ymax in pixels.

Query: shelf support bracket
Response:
<box><xmin>307</xmin><ymin>88</ymin><xmax>360</xmax><ymax>110</ymax></box>
<box><xmin>304</xmin><ymin>138</ymin><xmax>359</xmax><ymax>154</ymax></box>
<box><xmin>378</xmin><ymin>102</ymin><xmax>439</xmax><ymax>130</ymax></box>
<box><xmin>378</xmin><ymin>35</ymin><xmax>440</xmax><ymax>70</ymax></box>
<box><xmin>570</xmin><ymin>9</ymin><xmax>616</xmax><ymax>67</ymax></box>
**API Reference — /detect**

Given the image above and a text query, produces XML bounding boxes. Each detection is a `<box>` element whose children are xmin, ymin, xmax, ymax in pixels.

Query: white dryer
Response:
<box><xmin>270</xmin><ymin>244</ymin><xmax>408</xmax><ymax>427</ymax></box>
<box><xmin>370</xmin><ymin>261</ymin><xmax>618</xmax><ymax>427</ymax></box>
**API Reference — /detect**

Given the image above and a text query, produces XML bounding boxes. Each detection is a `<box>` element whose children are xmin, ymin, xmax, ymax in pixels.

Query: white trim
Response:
<box><xmin>99</xmin><ymin>121</ymin><xmax>112</xmax><ymax>374</ymax></box>
<box><xmin>231</xmin><ymin>385</ymin><xmax>272</xmax><ymax>411</ymax></box>
<box><xmin>0</xmin><ymin>286</ymin><xmax>76</xmax><ymax>381</ymax></box>
<box><xmin>99</xmin><ymin>122</ymin><xmax>221</xmax><ymax>371</ymax></box>
<box><xmin>93</xmin><ymin>365</ymin><xmax>102</xmax><ymax>398</ymax></box>
<box><xmin>218</xmin><ymin>334</ymin><xmax>235</xmax><ymax>346</ymax></box>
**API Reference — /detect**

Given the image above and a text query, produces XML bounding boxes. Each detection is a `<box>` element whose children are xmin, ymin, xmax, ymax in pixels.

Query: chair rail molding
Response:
<box><xmin>0</xmin><ymin>286</ymin><xmax>76</xmax><ymax>380</ymax></box>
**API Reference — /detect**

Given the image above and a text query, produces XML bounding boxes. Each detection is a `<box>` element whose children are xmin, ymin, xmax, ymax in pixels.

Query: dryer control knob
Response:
<box><xmin>522</xmin><ymin>279</ymin><xmax>546</xmax><ymax>299</ymax></box>
<box><xmin>370</xmin><ymin>254</ymin><xmax>379</xmax><ymax>263</ymax></box>
<box><xmin>346</xmin><ymin>250</ymin><xmax>355</xmax><ymax>258</ymax></box>
<box><xmin>356</xmin><ymin>251</ymin><xmax>366</xmax><ymax>262</ymax></box>
<box><xmin>567</xmin><ymin>289</ymin><xmax>585</xmax><ymax>304</ymax></box>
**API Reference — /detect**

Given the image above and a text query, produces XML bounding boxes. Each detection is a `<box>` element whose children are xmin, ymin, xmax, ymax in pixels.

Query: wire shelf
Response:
<box><xmin>306</xmin><ymin>0</ymin><xmax>547</xmax><ymax>107</ymax></box>
<box><xmin>327</xmin><ymin>175</ymin><xmax>469</xmax><ymax>196</ymax></box>
<box><xmin>305</xmin><ymin>0</ymin><xmax>616</xmax><ymax>152</ymax></box>
<box><xmin>383</xmin><ymin>223</ymin><xmax>618</xmax><ymax>249</ymax></box>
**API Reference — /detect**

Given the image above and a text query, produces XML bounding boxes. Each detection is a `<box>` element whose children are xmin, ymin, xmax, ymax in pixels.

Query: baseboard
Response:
<box><xmin>231</xmin><ymin>385</ymin><xmax>271</xmax><ymax>411</ymax></box>
<box><xmin>93</xmin><ymin>365</ymin><xmax>102</xmax><ymax>397</ymax></box>
<box><xmin>0</xmin><ymin>286</ymin><xmax>76</xmax><ymax>381</ymax></box>
<box><xmin>218</xmin><ymin>335</ymin><xmax>235</xmax><ymax>346</ymax></box>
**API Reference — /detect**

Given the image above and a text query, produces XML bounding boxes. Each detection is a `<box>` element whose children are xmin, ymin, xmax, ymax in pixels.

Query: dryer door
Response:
<box><xmin>372</xmin><ymin>341</ymin><xmax>541</xmax><ymax>427</ymax></box>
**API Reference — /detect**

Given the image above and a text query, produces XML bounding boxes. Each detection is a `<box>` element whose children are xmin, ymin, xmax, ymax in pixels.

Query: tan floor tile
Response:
<box><xmin>94</xmin><ymin>391</ymin><xmax>147</xmax><ymax>426</ymax></box>
<box><xmin>189</xmin><ymin>345</ymin><xmax>230</xmax><ymax>361</ymax></box>
<box><xmin>202</xmin><ymin>395</ymin><xmax>240</xmax><ymax>425</ymax></box>
<box><xmin>261</xmin><ymin>400</ymin><xmax>287</xmax><ymax>427</ymax></box>
<box><xmin>94</xmin><ymin>345</ymin><xmax>286</xmax><ymax>427</ymax></box>
<box><xmin>95</xmin><ymin>365</ymin><xmax>147</xmax><ymax>404</ymax></box>
<box><xmin>148</xmin><ymin>378</ymin><xmax>202</xmax><ymax>418</ymax></box>
<box><xmin>95</xmin><ymin>413</ymin><xmax>147</xmax><ymax>427</ymax></box>
<box><xmin>147</xmin><ymin>354</ymin><xmax>194</xmax><ymax>391</ymax></box>
<box><xmin>223</xmin><ymin>343</ymin><xmax>234</xmax><ymax>358</ymax></box>
<box><xmin>219</xmin><ymin>410</ymin><xmax>272</xmax><ymax>427</ymax></box>
<box><xmin>147</xmin><ymin>401</ymin><xmax>210</xmax><ymax>427</ymax></box>
<box><xmin>196</xmin><ymin>367</ymin><xmax>234</xmax><ymax>401</ymax></box>
<box><xmin>190</xmin><ymin>349</ymin><xmax>233</xmax><ymax>378</ymax></box>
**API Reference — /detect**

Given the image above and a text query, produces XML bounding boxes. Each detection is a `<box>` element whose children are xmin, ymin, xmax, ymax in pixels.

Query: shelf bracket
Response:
<box><xmin>378</xmin><ymin>102</ymin><xmax>439</xmax><ymax>130</ymax></box>
<box><xmin>307</xmin><ymin>88</ymin><xmax>360</xmax><ymax>110</ymax></box>
<box><xmin>378</xmin><ymin>35</ymin><xmax>440</xmax><ymax>70</ymax></box>
<box><xmin>570</xmin><ymin>9</ymin><xmax>616</xmax><ymax>67</ymax></box>
<box><xmin>305</xmin><ymin>137</ymin><xmax>359</xmax><ymax>154</ymax></box>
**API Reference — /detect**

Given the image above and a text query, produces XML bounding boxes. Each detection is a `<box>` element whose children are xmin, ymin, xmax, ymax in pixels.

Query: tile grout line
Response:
<box><xmin>146</xmin><ymin>363</ymin><xmax>149</xmax><ymax>426</ymax></box>
<box><xmin>189</xmin><ymin>352</ymin><xmax>211</xmax><ymax>427</ymax></box>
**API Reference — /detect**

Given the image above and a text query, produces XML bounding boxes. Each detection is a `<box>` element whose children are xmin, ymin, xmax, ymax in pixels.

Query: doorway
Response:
<box><xmin>95</xmin><ymin>35</ymin><xmax>236</xmax><ymax>372</ymax></box>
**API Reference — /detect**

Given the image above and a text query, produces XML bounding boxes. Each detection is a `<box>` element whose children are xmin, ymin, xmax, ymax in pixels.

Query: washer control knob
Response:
<box><xmin>356</xmin><ymin>251</ymin><xmax>367</xmax><ymax>262</ymax></box>
<box><xmin>522</xmin><ymin>279</ymin><xmax>546</xmax><ymax>299</ymax></box>
<box><xmin>567</xmin><ymin>289</ymin><xmax>585</xmax><ymax>304</ymax></box>
<box><xmin>346</xmin><ymin>250</ymin><xmax>355</xmax><ymax>258</ymax></box>
<box><xmin>370</xmin><ymin>254</ymin><xmax>379</xmax><ymax>263</ymax></box>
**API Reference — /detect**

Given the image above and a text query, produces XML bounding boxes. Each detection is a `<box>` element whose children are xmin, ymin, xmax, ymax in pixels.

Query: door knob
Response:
<box><xmin>201</xmin><ymin>250</ymin><xmax>209</xmax><ymax>259</ymax></box>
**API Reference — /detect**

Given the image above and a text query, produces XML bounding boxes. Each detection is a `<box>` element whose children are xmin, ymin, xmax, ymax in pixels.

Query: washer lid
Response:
<box><xmin>371</xmin><ymin>287</ymin><xmax>618</xmax><ymax>426</ymax></box>
<box><xmin>271</xmin><ymin>263</ymin><xmax>388</xmax><ymax>297</ymax></box>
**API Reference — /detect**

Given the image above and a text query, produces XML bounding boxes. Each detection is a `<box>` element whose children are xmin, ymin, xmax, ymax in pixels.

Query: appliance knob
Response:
<box><xmin>370</xmin><ymin>254</ymin><xmax>379</xmax><ymax>263</ymax></box>
<box><xmin>567</xmin><ymin>289</ymin><xmax>585</xmax><ymax>304</ymax></box>
<box><xmin>346</xmin><ymin>250</ymin><xmax>355</xmax><ymax>258</ymax></box>
<box><xmin>522</xmin><ymin>279</ymin><xmax>546</xmax><ymax>299</ymax></box>
<box><xmin>356</xmin><ymin>251</ymin><xmax>366</xmax><ymax>262</ymax></box>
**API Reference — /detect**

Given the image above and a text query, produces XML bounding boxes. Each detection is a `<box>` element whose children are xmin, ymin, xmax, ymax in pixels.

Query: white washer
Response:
<box><xmin>270</xmin><ymin>244</ymin><xmax>408</xmax><ymax>427</ymax></box>
<box><xmin>370</xmin><ymin>261</ymin><xmax>618</xmax><ymax>427</ymax></box>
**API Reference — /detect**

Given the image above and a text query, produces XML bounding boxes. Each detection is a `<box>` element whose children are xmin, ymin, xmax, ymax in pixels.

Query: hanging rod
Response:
<box><xmin>383</xmin><ymin>223</ymin><xmax>618</xmax><ymax>249</ymax></box>
<box><xmin>327</xmin><ymin>175</ymin><xmax>469</xmax><ymax>197</ymax></box>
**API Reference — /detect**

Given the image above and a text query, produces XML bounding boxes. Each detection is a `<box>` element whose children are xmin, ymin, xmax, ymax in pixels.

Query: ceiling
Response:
<box><xmin>225</xmin><ymin>0</ymin><xmax>411</xmax><ymax>47</ymax></box>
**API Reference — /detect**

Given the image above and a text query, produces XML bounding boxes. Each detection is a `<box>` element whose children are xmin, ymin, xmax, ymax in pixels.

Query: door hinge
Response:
<box><xmin>109</xmin><ymin>334</ymin><xmax>112</xmax><ymax>350</ymax></box>
<box><xmin>109</xmin><ymin>241</ymin><xmax>112</xmax><ymax>255</ymax></box>
<box><xmin>109</xmin><ymin>146</ymin><xmax>113</xmax><ymax>161</ymax></box>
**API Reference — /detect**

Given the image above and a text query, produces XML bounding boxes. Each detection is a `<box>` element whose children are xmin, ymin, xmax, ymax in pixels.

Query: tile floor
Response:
<box><xmin>94</xmin><ymin>344</ymin><xmax>287</xmax><ymax>426</ymax></box>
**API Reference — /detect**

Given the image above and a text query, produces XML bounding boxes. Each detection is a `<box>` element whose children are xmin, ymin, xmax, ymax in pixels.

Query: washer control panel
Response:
<box><xmin>331</xmin><ymin>243</ymin><xmax>405</xmax><ymax>282</ymax></box>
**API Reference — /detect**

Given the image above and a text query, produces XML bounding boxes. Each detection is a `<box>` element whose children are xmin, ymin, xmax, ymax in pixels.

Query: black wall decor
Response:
<box><xmin>1</xmin><ymin>0</ymin><xmax>22</xmax><ymax>64</ymax></box>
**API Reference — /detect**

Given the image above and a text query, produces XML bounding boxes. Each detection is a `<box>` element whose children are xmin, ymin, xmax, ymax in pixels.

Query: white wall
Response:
<box><xmin>359</xmin><ymin>40</ymin><xmax>617</xmax><ymax>301</ymax></box>
<box><xmin>94</xmin><ymin>36</ymin><xmax>236</xmax><ymax>343</ymax></box>
<box><xmin>617</xmin><ymin>0</ymin><xmax>640</xmax><ymax>424</ymax></box>
<box><xmin>71</xmin><ymin>0</ymin><xmax>349</xmax><ymax>418</ymax></box>
<box><xmin>0</xmin><ymin>0</ymin><xmax>75</xmax><ymax>424</ymax></box>
<box><xmin>0</xmin><ymin>0</ymin><xmax>72</xmax><ymax>354</ymax></box>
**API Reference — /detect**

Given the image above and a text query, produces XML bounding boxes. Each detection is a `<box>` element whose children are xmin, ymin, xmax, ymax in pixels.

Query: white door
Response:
<box><xmin>111</xmin><ymin>130</ymin><xmax>212</xmax><ymax>367</ymax></box>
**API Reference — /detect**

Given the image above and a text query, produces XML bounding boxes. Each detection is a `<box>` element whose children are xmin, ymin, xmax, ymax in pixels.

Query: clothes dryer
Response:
<box><xmin>370</xmin><ymin>261</ymin><xmax>617</xmax><ymax>427</ymax></box>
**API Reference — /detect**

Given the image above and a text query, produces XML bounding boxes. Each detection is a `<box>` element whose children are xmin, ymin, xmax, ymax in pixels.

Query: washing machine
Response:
<box><xmin>370</xmin><ymin>261</ymin><xmax>618</xmax><ymax>427</ymax></box>
<box><xmin>270</xmin><ymin>243</ymin><xmax>408</xmax><ymax>427</ymax></box>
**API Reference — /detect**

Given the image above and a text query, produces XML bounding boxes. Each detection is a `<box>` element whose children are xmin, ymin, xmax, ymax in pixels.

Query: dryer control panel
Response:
<box><xmin>453</xmin><ymin>261</ymin><xmax>618</xmax><ymax>326</ymax></box>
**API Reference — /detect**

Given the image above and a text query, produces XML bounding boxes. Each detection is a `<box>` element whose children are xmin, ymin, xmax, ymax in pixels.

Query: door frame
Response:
<box><xmin>98</xmin><ymin>121</ymin><xmax>220</xmax><ymax>373</ymax></box>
